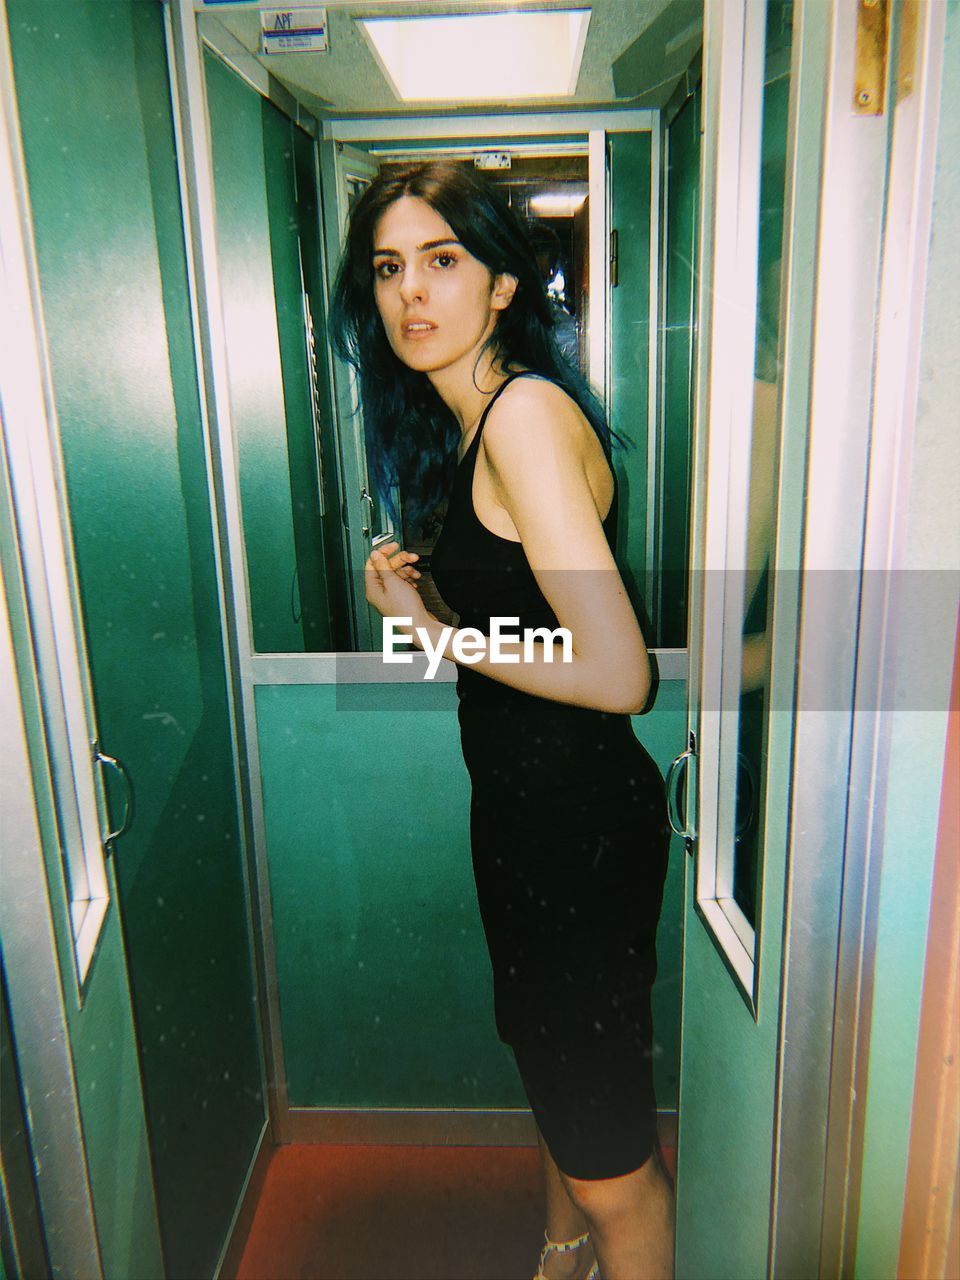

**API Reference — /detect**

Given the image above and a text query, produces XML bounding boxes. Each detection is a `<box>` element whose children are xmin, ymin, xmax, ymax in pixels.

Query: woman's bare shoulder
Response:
<box><xmin>483</xmin><ymin>374</ymin><xmax>591</xmax><ymax>458</ymax></box>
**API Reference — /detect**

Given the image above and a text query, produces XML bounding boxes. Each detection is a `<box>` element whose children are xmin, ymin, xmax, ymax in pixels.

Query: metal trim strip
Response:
<box><xmin>283</xmin><ymin>1106</ymin><xmax>680</xmax><ymax>1147</ymax></box>
<box><xmin>248</xmin><ymin>648</ymin><xmax>689</xmax><ymax>685</ymax></box>
<box><xmin>213</xmin><ymin>1120</ymin><xmax>272</xmax><ymax>1280</ymax></box>
<box><xmin>810</xmin><ymin>1</ymin><xmax>949</xmax><ymax>1273</ymax></box>
<box><xmin>168</xmin><ymin>0</ymin><xmax>291</xmax><ymax>1138</ymax></box>
<box><xmin>713</xmin><ymin>0</ymin><xmax>766</xmax><ymax>938</ymax></box>
<box><xmin>764</xmin><ymin>0</ymin><xmax>950</xmax><ymax>1271</ymax></box>
<box><xmin>588</xmin><ymin>128</ymin><xmax>607</xmax><ymax>400</ymax></box>
<box><xmin>163</xmin><ymin>0</ymin><xmax>276</xmax><ymax>1154</ymax></box>
<box><xmin>689</xmin><ymin>0</ymin><xmax>763</xmax><ymax>1005</ymax></box>
<box><xmin>369</xmin><ymin>140</ymin><xmax>589</xmax><ymax>160</ymax></box>
<box><xmin>330</xmin><ymin>110</ymin><xmax>656</xmax><ymax>143</ymax></box>
<box><xmin>647</xmin><ymin>116</ymin><xmax>662</xmax><ymax>631</ymax></box>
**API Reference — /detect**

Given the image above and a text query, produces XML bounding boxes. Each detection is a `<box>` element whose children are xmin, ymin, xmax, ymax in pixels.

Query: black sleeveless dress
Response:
<box><xmin>429</xmin><ymin>372</ymin><xmax>672</xmax><ymax>1180</ymax></box>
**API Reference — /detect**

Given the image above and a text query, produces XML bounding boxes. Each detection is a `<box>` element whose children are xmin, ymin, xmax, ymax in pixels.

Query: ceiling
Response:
<box><xmin>203</xmin><ymin>0</ymin><xmax>703</xmax><ymax>118</ymax></box>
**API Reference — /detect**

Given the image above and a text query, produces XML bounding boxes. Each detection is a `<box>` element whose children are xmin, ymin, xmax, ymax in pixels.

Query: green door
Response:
<box><xmin>6</xmin><ymin>3</ymin><xmax>266</xmax><ymax>1275</ymax></box>
<box><xmin>1</xmin><ymin>9</ymin><xmax>164</xmax><ymax>1274</ymax></box>
<box><xmin>674</xmin><ymin>3</ymin><xmax>804</xmax><ymax>1275</ymax></box>
<box><xmin>670</xmin><ymin>0</ymin><xmax>940</xmax><ymax>1273</ymax></box>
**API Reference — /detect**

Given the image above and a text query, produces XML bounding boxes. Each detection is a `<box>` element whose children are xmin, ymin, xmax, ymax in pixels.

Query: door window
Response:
<box><xmin>693</xmin><ymin>0</ymin><xmax>795</xmax><ymax>1005</ymax></box>
<box><xmin>729</xmin><ymin>2</ymin><xmax>793</xmax><ymax>932</ymax></box>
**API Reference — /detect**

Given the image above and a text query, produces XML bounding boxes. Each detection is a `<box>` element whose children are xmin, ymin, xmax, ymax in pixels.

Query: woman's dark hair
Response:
<box><xmin>330</xmin><ymin>160</ymin><xmax>624</xmax><ymax>531</ymax></box>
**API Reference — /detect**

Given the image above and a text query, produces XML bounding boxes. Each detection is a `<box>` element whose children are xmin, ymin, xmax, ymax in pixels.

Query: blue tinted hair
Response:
<box><xmin>330</xmin><ymin>160</ymin><xmax>624</xmax><ymax>530</ymax></box>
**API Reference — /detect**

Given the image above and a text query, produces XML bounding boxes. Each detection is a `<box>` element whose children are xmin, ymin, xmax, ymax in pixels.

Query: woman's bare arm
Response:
<box><xmin>415</xmin><ymin>379</ymin><xmax>651</xmax><ymax>714</ymax></box>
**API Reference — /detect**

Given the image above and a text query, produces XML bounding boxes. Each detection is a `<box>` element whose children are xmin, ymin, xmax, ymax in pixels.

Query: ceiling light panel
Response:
<box><xmin>358</xmin><ymin>10</ymin><xmax>592</xmax><ymax>103</ymax></box>
<box><xmin>528</xmin><ymin>190</ymin><xmax>588</xmax><ymax>216</ymax></box>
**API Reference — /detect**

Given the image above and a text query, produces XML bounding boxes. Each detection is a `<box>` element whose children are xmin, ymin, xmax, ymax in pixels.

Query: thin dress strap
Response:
<box><xmin>464</xmin><ymin>370</ymin><xmax>541</xmax><ymax>460</ymax></box>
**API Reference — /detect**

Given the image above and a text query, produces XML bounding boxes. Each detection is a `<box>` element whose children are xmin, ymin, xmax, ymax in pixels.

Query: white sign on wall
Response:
<box><xmin>260</xmin><ymin>8</ymin><xmax>328</xmax><ymax>55</ymax></box>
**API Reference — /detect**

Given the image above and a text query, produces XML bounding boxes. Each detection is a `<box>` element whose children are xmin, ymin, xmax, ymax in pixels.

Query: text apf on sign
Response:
<box><xmin>260</xmin><ymin>8</ymin><xmax>328</xmax><ymax>55</ymax></box>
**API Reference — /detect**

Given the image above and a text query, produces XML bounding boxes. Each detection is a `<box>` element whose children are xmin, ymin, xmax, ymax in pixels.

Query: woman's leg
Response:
<box><xmin>557</xmin><ymin>1150</ymin><xmax>675</xmax><ymax>1280</ymax></box>
<box><xmin>535</xmin><ymin>1123</ymin><xmax>597</xmax><ymax>1279</ymax></box>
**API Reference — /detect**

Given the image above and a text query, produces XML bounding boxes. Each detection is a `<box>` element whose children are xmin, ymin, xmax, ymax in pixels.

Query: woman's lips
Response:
<box><xmin>401</xmin><ymin>320</ymin><xmax>438</xmax><ymax>341</ymax></box>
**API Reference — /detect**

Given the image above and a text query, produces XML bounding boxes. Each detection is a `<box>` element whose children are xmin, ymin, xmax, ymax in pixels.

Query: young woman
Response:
<box><xmin>332</xmin><ymin>161</ymin><xmax>674</xmax><ymax>1280</ymax></box>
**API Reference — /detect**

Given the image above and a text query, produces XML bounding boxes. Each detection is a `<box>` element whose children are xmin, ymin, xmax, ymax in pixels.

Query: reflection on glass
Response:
<box><xmin>732</xmin><ymin>0</ymin><xmax>793</xmax><ymax>927</ymax></box>
<box><xmin>346</xmin><ymin>175</ymin><xmax>369</xmax><ymax>213</ymax></box>
<box><xmin>211</xmin><ymin>94</ymin><xmax>692</xmax><ymax>650</ymax></box>
<box><xmin>379</xmin><ymin>156</ymin><xmax>592</xmax><ymax>633</ymax></box>
<box><xmin>660</xmin><ymin>85</ymin><xmax>701</xmax><ymax>650</ymax></box>
<box><xmin>206</xmin><ymin>50</ymin><xmax>343</xmax><ymax>652</ymax></box>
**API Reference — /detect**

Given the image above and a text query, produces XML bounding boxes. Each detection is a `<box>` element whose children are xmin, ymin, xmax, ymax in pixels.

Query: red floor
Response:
<box><xmin>232</xmin><ymin>1143</ymin><xmax>677</xmax><ymax>1280</ymax></box>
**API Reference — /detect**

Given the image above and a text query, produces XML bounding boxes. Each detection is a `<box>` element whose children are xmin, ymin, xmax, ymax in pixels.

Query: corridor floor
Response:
<box><xmin>230</xmin><ymin>1141</ymin><xmax>677</xmax><ymax>1280</ymax></box>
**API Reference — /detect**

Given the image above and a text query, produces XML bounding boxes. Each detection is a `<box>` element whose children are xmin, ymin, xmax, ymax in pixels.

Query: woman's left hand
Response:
<box><xmin>365</xmin><ymin>540</ymin><xmax>429</xmax><ymax>628</ymax></box>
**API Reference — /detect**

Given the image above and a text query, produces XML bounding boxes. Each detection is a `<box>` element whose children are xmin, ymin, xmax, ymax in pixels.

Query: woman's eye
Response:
<box><xmin>433</xmin><ymin>253</ymin><xmax>457</xmax><ymax>269</ymax></box>
<box><xmin>374</xmin><ymin>261</ymin><xmax>399</xmax><ymax>279</ymax></box>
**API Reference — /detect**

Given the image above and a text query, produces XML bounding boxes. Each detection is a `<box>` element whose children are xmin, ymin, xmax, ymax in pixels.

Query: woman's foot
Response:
<box><xmin>535</xmin><ymin>1228</ymin><xmax>598</xmax><ymax>1280</ymax></box>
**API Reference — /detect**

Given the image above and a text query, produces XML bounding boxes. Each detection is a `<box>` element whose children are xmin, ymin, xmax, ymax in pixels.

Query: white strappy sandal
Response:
<box><xmin>533</xmin><ymin>1228</ymin><xmax>600</xmax><ymax>1280</ymax></box>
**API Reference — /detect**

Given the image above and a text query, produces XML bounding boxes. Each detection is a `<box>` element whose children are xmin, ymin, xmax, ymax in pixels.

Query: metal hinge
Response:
<box><xmin>896</xmin><ymin>0</ymin><xmax>920</xmax><ymax>104</ymax></box>
<box><xmin>854</xmin><ymin>0</ymin><xmax>891</xmax><ymax>116</ymax></box>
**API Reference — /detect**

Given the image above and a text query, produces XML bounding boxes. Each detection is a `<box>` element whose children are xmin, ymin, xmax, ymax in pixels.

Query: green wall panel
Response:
<box><xmin>9</xmin><ymin>3</ymin><xmax>264</xmax><ymax>1276</ymax></box>
<box><xmin>675</xmin><ymin>13</ymin><xmax>798</xmax><ymax>1276</ymax></box>
<box><xmin>676</xmin><ymin>879</ymin><xmax>782</xmax><ymax>1280</ymax></box>
<box><xmin>256</xmin><ymin>680</ymin><xmax>686</xmax><ymax>1109</ymax></box>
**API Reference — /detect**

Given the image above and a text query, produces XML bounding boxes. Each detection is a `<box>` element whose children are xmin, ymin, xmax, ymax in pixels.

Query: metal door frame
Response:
<box><xmin>324</xmin><ymin>110</ymin><xmax>661</xmax><ymax>647</ymax></box>
<box><xmin>813</xmin><ymin>1</ymin><xmax>950</xmax><ymax>1272</ymax></box>
<box><xmin>169</xmin><ymin>0</ymin><xmax>685</xmax><ymax>1147</ymax></box>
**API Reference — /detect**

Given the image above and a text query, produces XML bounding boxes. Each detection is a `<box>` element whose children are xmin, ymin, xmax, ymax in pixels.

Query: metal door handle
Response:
<box><xmin>666</xmin><ymin>730</ymin><xmax>697</xmax><ymax>855</ymax></box>
<box><xmin>360</xmin><ymin>486</ymin><xmax>375</xmax><ymax>536</ymax></box>
<box><xmin>665</xmin><ymin>747</ymin><xmax>693</xmax><ymax>837</ymax></box>
<box><xmin>92</xmin><ymin>740</ymin><xmax>135</xmax><ymax>844</ymax></box>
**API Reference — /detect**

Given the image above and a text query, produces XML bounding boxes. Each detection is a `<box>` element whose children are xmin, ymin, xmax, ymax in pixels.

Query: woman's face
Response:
<box><xmin>372</xmin><ymin>195</ymin><xmax>516</xmax><ymax>377</ymax></box>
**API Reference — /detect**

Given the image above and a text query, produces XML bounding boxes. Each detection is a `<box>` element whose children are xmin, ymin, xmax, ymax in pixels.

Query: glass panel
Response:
<box><xmin>198</xmin><ymin>3</ymin><xmax>703</xmax><ymax>654</ymax></box>
<box><xmin>11</xmin><ymin>4</ymin><xmax>266</xmax><ymax>1265</ymax></box>
<box><xmin>660</xmin><ymin>86</ymin><xmax>701</xmax><ymax>649</ymax></box>
<box><xmin>731</xmin><ymin>0</ymin><xmax>793</xmax><ymax>927</ymax></box>
<box><xmin>346</xmin><ymin>174</ymin><xmax>369</xmax><ymax>213</ymax></box>
<box><xmin>375</xmin><ymin>153</ymin><xmax>592</xmax><ymax>634</ymax></box>
<box><xmin>608</xmin><ymin>133</ymin><xmax>653</xmax><ymax>637</ymax></box>
<box><xmin>205</xmin><ymin>52</ymin><xmax>341</xmax><ymax>652</ymax></box>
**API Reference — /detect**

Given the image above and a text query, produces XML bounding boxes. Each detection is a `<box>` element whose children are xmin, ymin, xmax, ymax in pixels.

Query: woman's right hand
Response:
<box><xmin>378</xmin><ymin>542</ymin><xmax>421</xmax><ymax>583</ymax></box>
<box><xmin>364</xmin><ymin>541</ymin><xmax>427</xmax><ymax>627</ymax></box>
